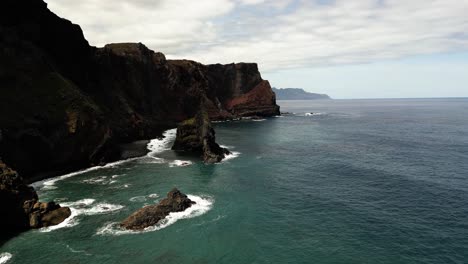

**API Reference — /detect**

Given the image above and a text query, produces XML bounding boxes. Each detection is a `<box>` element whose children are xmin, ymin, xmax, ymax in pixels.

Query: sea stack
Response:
<box><xmin>121</xmin><ymin>188</ymin><xmax>195</xmax><ymax>230</ymax></box>
<box><xmin>172</xmin><ymin>106</ymin><xmax>230</xmax><ymax>163</ymax></box>
<box><xmin>0</xmin><ymin>161</ymin><xmax>71</xmax><ymax>232</ymax></box>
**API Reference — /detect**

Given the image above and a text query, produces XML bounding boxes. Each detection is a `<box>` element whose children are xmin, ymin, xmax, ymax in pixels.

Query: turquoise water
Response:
<box><xmin>1</xmin><ymin>98</ymin><xmax>468</xmax><ymax>263</ymax></box>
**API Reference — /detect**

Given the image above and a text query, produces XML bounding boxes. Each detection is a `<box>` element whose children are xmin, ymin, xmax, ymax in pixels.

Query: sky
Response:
<box><xmin>45</xmin><ymin>0</ymin><xmax>468</xmax><ymax>99</ymax></box>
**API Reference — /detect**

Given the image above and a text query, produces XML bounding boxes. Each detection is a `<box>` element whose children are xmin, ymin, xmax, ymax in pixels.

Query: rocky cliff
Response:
<box><xmin>0</xmin><ymin>0</ymin><xmax>280</xmax><ymax>182</ymax></box>
<box><xmin>172</xmin><ymin>107</ymin><xmax>230</xmax><ymax>163</ymax></box>
<box><xmin>0</xmin><ymin>161</ymin><xmax>71</xmax><ymax>237</ymax></box>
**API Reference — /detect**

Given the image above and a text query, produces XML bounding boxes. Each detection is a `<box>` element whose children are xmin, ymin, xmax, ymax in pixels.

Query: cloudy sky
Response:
<box><xmin>46</xmin><ymin>0</ymin><xmax>468</xmax><ymax>99</ymax></box>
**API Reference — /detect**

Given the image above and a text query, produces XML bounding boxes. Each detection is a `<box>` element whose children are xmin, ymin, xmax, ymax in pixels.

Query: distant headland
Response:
<box><xmin>273</xmin><ymin>88</ymin><xmax>331</xmax><ymax>100</ymax></box>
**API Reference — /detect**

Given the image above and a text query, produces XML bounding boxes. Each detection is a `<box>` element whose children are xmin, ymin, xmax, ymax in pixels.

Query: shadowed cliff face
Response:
<box><xmin>0</xmin><ymin>0</ymin><xmax>280</xmax><ymax>182</ymax></box>
<box><xmin>172</xmin><ymin>107</ymin><xmax>230</xmax><ymax>163</ymax></box>
<box><xmin>0</xmin><ymin>161</ymin><xmax>71</xmax><ymax>237</ymax></box>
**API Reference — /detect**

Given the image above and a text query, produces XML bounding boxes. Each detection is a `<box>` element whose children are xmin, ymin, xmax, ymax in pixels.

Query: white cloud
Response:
<box><xmin>45</xmin><ymin>0</ymin><xmax>468</xmax><ymax>72</ymax></box>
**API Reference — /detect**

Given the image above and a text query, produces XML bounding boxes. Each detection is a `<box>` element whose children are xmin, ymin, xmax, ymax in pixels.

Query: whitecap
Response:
<box><xmin>129</xmin><ymin>193</ymin><xmax>159</xmax><ymax>203</ymax></box>
<box><xmin>66</xmin><ymin>245</ymin><xmax>92</xmax><ymax>256</ymax></box>
<box><xmin>96</xmin><ymin>195</ymin><xmax>213</xmax><ymax>236</ymax></box>
<box><xmin>223</xmin><ymin>151</ymin><xmax>241</xmax><ymax>162</ymax></box>
<box><xmin>0</xmin><ymin>253</ymin><xmax>12</xmax><ymax>264</ymax></box>
<box><xmin>146</xmin><ymin>129</ymin><xmax>177</xmax><ymax>157</ymax></box>
<box><xmin>81</xmin><ymin>203</ymin><xmax>124</xmax><ymax>215</ymax></box>
<box><xmin>129</xmin><ymin>196</ymin><xmax>147</xmax><ymax>202</ymax></box>
<box><xmin>82</xmin><ymin>176</ymin><xmax>108</xmax><ymax>185</ymax></box>
<box><xmin>252</xmin><ymin>119</ymin><xmax>267</xmax><ymax>122</ymax></box>
<box><xmin>40</xmin><ymin>199</ymin><xmax>123</xmax><ymax>232</ymax></box>
<box><xmin>218</xmin><ymin>145</ymin><xmax>240</xmax><ymax>162</ymax></box>
<box><xmin>61</xmin><ymin>198</ymin><xmax>96</xmax><ymax>208</ymax></box>
<box><xmin>304</xmin><ymin>112</ymin><xmax>324</xmax><ymax>116</ymax></box>
<box><xmin>169</xmin><ymin>160</ymin><xmax>193</xmax><ymax>167</ymax></box>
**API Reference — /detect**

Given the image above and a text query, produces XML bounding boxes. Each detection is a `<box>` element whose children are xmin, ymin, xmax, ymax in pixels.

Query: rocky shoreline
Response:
<box><xmin>0</xmin><ymin>0</ymin><xmax>280</xmax><ymax>184</ymax></box>
<box><xmin>0</xmin><ymin>161</ymin><xmax>70</xmax><ymax>239</ymax></box>
<box><xmin>0</xmin><ymin>0</ymin><xmax>279</xmax><ymax>239</ymax></box>
<box><xmin>121</xmin><ymin>188</ymin><xmax>194</xmax><ymax>231</ymax></box>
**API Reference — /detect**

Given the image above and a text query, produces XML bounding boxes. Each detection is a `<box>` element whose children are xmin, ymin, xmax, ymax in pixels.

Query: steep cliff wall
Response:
<box><xmin>0</xmin><ymin>0</ymin><xmax>279</xmax><ymax>182</ymax></box>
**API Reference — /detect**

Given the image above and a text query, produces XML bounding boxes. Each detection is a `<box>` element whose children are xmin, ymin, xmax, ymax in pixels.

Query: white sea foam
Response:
<box><xmin>219</xmin><ymin>145</ymin><xmax>240</xmax><ymax>162</ymax></box>
<box><xmin>223</xmin><ymin>151</ymin><xmax>241</xmax><ymax>161</ymax></box>
<box><xmin>147</xmin><ymin>129</ymin><xmax>177</xmax><ymax>157</ymax></box>
<box><xmin>129</xmin><ymin>196</ymin><xmax>147</xmax><ymax>202</ymax></box>
<box><xmin>96</xmin><ymin>195</ymin><xmax>213</xmax><ymax>236</ymax></box>
<box><xmin>66</xmin><ymin>245</ymin><xmax>92</xmax><ymax>256</ymax></box>
<box><xmin>82</xmin><ymin>176</ymin><xmax>107</xmax><ymax>185</ymax></box>
<box><xmin>31</xmin><ymin>129</ymin><xmax>177</xmax><ymax>190</ymax></box>
<box><xmin>0</xmin><ymin>253</ymin><xmax>12</xmax><ymax>264</ymax></box>
<box><xmin>304</xmin><ymin>112</ymin><xmax>324</xmax><ymax>116</ymax></box>
<box><xmin>40</xmin><ymin>199</ymin><xmax>123</xmax><ymax>232</ymax></box>
<box><xmin>82</xmin><ymin>175</ymin><xmax>120</xmax><ymax>186</ymax></box>
<box><xmin>252</xmin><ymin>119</ymin><xmax>267</xmax><ymax>122</ymax></box>
<box><xmin>61</xmin><ymin>198</ymin><xmax>96</xmax><ymax>208</ymax></box>
<box><xmin>147</xmin><ymin>193</ymin><xmax>159</xmax><ymax>199</ymax></box>
<box><xmin>32</xmin><ymin>157</ymin><xmax>139</xmax><ymax>191</ymax></box>
<box><xmin>129</xmin><ymin>193</ymin><xmax>160</xmax><ymax>202</ymax></box>
<box><xmin>169</xmin><ymin>160</ymin><xmax>193</xmax><ymax>167</ymax></box>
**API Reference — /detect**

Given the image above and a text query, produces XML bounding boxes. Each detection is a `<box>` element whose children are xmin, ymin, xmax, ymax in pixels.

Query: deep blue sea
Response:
<box><xmin>1</xmin><ymin>98</ymin><xmax>467</xmax><ymax>264</ymax></box>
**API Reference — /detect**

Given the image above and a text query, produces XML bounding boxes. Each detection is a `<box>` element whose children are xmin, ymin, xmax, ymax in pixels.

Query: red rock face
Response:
<box><xmin>225</xmin><ymin>80</ymin><xmax>280</xmax><ymax>117</ymax></box>
<box><xmin>0</xmin><ymin>0</ymin><xmax>280</xmax><ymax>181</ymax></box>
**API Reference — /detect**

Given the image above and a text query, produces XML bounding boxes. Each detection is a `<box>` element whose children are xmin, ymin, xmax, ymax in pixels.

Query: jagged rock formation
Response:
<box><xmin>0</xmin><ymin>161</ymin><xmax>71</xmax><ymax>234</ymax></box>
<box><xmin>272</xmin><ymin>88</ymin><xmax>331</xmax><ymax>100</ymax></box>
<box><xmin>172</xmin><ymin>107</ymin><xmax>230</xmax><ymax>163</ymax></box>
<box><xmin>121</xmin><ymin>188</ymin><xmax>194</xmax><ymax>230</ymax></box>
<box><xmin>0</xmin><ymin>0</ymin><xmax>280</xmax><ymax>182</ymax></box>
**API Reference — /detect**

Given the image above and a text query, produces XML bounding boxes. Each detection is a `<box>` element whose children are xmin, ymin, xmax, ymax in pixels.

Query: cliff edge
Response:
<box><xmin>0</xmin><ymin>0</ymin><xmax>280</xmax><ymax>182</ymax></box>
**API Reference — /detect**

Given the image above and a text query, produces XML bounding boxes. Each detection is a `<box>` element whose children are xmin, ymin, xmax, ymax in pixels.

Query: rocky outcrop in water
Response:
<box><xmin>172</xmin><ymin>107</ymin><xmax>230</xmax><ymax>163</ymax></box>
<box><xmin>121</xmin><ymin>188</ymin><xmax>194</xmax><ymax>230</ymax></box>
<box><xmin>0</xmin><ymin>0</ymin><xmax>280</xmax><ymax>182</ymax></box>
<box><xmin>0</xmin><ymin>161</ymin><xmax>71</xmax><ymax>233</ymax></box>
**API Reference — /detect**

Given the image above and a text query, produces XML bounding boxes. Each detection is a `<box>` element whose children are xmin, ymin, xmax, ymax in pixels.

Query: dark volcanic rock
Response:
<box><xmin>121</xmin><ymin>188</ymin><xmax>195</xmax><ymax>230</ymax></box>
<box><xmin>172</xmin><ymin>107</ymin><xmax>230</xmax><ymax>163</ymax></box>
<box><xmin>0</xmin><ymin>161</ymin><xmax>71</xmax><ymax>232</ymax></box>
<box><xmin>0</xmin><ymin>0</ymin><xmax>280</xmax><ymax>182</ymax></box>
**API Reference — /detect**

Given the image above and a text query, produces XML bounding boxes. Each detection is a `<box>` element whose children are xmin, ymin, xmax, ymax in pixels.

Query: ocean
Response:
<box><xmin>1</xmin><ymin>98</ymin><xmax>467</xmax><ymax>264</ymax></box>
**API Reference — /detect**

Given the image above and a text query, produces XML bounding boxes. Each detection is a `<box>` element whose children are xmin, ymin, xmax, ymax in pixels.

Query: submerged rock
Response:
<box><xmin>172</xmin><ymin>107</ymin><xmax>230</xmax><ymax>163</ymax></box>
<box><xmin>0</xmin><ymin>161</ymin><xmax>71</xmax><ymax>232</ymax></box>
<box><xmin>121</xmin><ymin>188</ymin><xmax>195</xmax><ymax>230</ymax></box>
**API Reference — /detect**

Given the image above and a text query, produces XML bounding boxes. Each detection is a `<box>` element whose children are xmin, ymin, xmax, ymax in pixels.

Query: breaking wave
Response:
<box><xmin>169</xmin><ymin>160</ymin><xmax>193</xmax><ymax>167</ymax></box>
<box><xmin>0</xmin><ymin>253</ymin><xmax>12</xmax><ymax>264</ymax></box>
<box><xmin>96</xmin><ymin>195</ymin><xmax>213</xmax><ymax>236</ymax></box>
<box><xmin>32</xmin><ymin>129</ymin><xmax>177</xmax><ymax>190</ymax></box>
<box><xmin>39</xmin><ymin>199</ymin><xmax>124</xmax><ymax>232</ymax></box>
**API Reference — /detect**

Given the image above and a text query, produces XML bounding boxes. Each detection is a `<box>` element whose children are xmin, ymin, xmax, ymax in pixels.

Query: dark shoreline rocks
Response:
<box><xmin>172</xmin><ymin>107</ymin><xmax>230</xmax><ymax>163</ymax></box>
<box><xmin>0</xmin><ymin>161</ymin><xmax>71</xmax><ymax>234</ymax></box>
<box><xmin>0</xmin><ymin>0</ymin><xmax>280</xmax><ymax>183</ymax></box>
<box><xmin>121</xmin><ymin>188</ymin><xmax>194</xmax><ymax>230</ymax></box>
